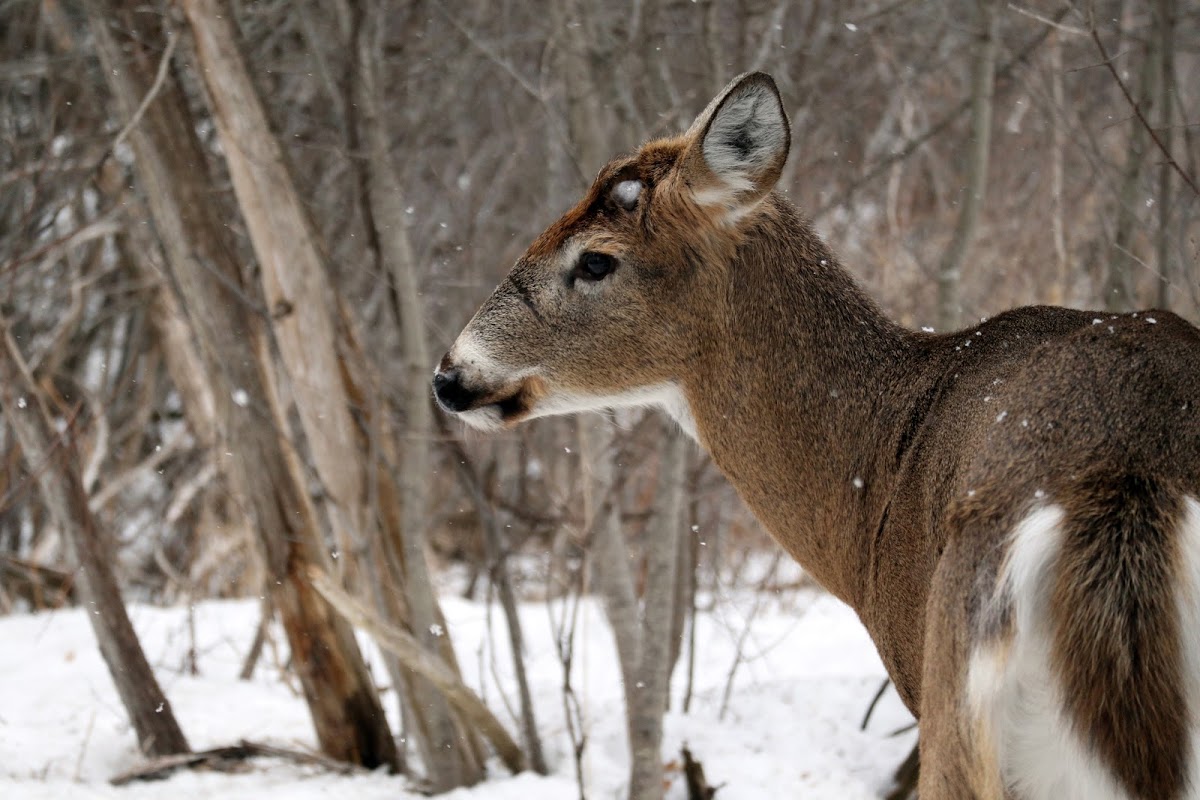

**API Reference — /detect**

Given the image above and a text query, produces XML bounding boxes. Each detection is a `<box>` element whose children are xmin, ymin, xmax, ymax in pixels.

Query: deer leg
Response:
<box><xmin>918</xmin><ymin>540</ymin><xmax>1007</xmax><ymax>800</ymax></box>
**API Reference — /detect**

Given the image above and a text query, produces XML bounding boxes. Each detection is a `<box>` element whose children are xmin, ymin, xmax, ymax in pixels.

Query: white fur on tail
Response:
<box><xmin>1176</xmin><ymin>498</ymin><xmax>1200</xmax><ymax>799</ymax></box>
<box><xmin>967</xmin><ymin>504</ymin><xmax>1133</xmax><ymax>800</ymax></box>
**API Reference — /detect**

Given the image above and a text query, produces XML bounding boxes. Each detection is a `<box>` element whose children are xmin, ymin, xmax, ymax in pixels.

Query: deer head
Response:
<box><xmin>433</xmin><ymin>72</ymin><xmax>790</xmax><ymax>434</ymax></box>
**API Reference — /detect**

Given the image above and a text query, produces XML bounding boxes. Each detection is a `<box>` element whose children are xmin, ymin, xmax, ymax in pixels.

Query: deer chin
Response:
<box><xmin>455</xmin><ymin>404</ymin><xmax>508</xmax><ymax>432</ymax></box>
<box><xmin>526</xmin><ymin>382</ymin><xmax>698</xmax><ymax>439</ymax></box>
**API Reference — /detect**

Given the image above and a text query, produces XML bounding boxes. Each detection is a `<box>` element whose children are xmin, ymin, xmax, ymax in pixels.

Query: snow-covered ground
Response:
<box><xmin>0</xmin><ymin>580</ymin><xmax>915</xmax><ymax>799</ymax></box>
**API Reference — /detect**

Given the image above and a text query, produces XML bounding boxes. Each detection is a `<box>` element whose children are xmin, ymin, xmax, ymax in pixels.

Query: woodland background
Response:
<box><xmin>1</xmin><ymin>1</ymin><xmax>1197</xmax><ymax>799</ymax></box>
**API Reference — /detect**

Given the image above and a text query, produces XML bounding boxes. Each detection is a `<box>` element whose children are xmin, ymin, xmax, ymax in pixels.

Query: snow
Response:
<box><xmin>0</xmin><ymin>583</ymin><xmax>915</xmax><ymax>799</ymax></box>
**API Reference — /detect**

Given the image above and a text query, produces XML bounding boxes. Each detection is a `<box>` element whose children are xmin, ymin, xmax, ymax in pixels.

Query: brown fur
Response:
<box><xmin>437</xmin><ymin>73</ymin><xmax>1200</xmax><ymax>798</ymax></box>
<box><xmin>1054</xmin><ymin>474</ymin><xmax>1185</xmax><ymax>798</ymax></box>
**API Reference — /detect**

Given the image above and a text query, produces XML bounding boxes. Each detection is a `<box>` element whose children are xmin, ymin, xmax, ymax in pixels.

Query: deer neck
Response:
<box><xmin>684</xmin><ymin>197</ymin><xmax>917</xmax><ymax>608</ymax></box>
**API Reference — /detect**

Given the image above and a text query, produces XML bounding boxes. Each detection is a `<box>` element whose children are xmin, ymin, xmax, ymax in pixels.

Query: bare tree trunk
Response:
<box><xmin>0</xmin><ymin>323</ymin><xmax>189</xmax><ymax>758</ymax></box>
<box><xmin>558</xmin><ymin>0</ymin><xmax>641</xmax><ymax>716</ymax></box>
<box><xmin>112</xmin><ymin>197</ymin><xmax>262</xmax><ymax>598</ymax></box>
<box><xmin>1048</xmin><ymin>31</ymin><xmax>1069</xmax><ymax>305</ymax></box>
<box><xmin>113</xmin><ymin>223</ymin><xmax>216</xmax><ymax>449</ymax></box>
<box><xmin>348</xmin><ymin>7</ymin><xmax>476</xmax><ymax>775</ymax></box>
<box><xmin>1153</xmin><ymin>0</ymin><xmax>1176</xmax><ymax>310</ymax></box>
<box><xmin>179</xmin><ymin>0</ymin><xmax>483</xmax><ymax>786</ymax></box>
<box><xmin>703</xmin><ymin>0</ymin><xmax>726</xmax><ymax>88</ymax></box>
<box><xmin>578</xmin><ymin>425</ymin><xmax>691</xmax><ymax>800</ymax></box>
<box><xmin>555</xmin><ymin>6</ymin><xmax>691</xmax><ymax>797</ymax></box>
<box><xmin>440</xmin><ymin>421</ymin><xmax>548</xmax><ymax>774</ymax></box>
<box><xmin>480</xmin><ymin>489</ymin><xmax>549</xmax><ymax>774</ymax></box>
<box><xmin>628</xmin><ymin>429</ymin><xmax>688</xmax><ymax>800</ymax></box>
<box><xmin>663</xmin><ymin>432</ymin><xmax>693</xmax><ymax>695</ymax></box>
<box><xmin>85</xmin><ymin>3</ymin><xmax>397</xmax><ymax>769</ymax></box>
<box><xmin>582</xmin><ymin>422</ymin><xmax>642</xmax><ymax>717</ymax></box>
<box><xmin>1106</xmin><ymin>37</ymin><xmax>1157</xmax><ymax>312</ymax></box>
<box><xmin>935</xmin><ymin>0</ymin><xmax>999</xmax><ymax>330</ymax></box>
<box><xmin>886</xmin><ymin>742</ymin><xmax>920</xmax><ymax>800</ymax></box>
<box><xmin>333</xmin><ymin>0</ymin><xmax>450</xmax><ymax>773</ymax></box>
<box><xmin>557</xmin><ymin>0</ymin><xmax>645</xmax><ymax>720</ymax></box>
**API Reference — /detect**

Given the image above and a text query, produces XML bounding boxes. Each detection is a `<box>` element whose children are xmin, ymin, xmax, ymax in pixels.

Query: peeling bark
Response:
<box><xmin>628</xmin><ymin>429</ymin><xmax>688</xmax><ymax>800</ymax></box>
<box><xmin>178</xmin><ymin>0</ymin><xmax>484</xmax><ymax>785</ymax></box>
<box><xmin>85</xmin><ymin>2</ymin><xmax>397</xmax><ymax>769</ymax></box>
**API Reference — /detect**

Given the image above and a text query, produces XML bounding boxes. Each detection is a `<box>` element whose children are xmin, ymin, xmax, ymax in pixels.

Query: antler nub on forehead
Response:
<box><xmin>612</xmin><ymin>179</ymin><xmax>643</xmax><ymax>210</ymax></box>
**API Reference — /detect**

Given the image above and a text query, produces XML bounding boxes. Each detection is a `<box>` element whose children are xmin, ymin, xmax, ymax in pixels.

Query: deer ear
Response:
<box><xmin>682</xmin><ymin>72</ymin><xmax>790</xmax><ymax>215</ymax></box>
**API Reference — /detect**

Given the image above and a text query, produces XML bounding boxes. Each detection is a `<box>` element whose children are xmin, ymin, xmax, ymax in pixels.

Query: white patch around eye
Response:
<box><xmin>557</xmin><ymin>237</ymin><xmax>614</xmax><ymax>295</ymax></box>
<box><xmin>613</xmin><ymin>179</ymin><xmax>643</xmax><ymax>209</ymax></box>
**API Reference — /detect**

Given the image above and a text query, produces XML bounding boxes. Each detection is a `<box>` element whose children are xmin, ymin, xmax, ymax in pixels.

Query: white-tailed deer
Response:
<box><xmin>433</xmin><ymin>73</ymin><xmax>1200</xmax><ymax>799</ymax></box>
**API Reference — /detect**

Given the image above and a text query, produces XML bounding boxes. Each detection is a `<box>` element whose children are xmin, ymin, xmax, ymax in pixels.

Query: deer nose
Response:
<box><xmin>432</xmin><ymin>368</ymin><xmax>480</xmax><ymax>413</ymax></box>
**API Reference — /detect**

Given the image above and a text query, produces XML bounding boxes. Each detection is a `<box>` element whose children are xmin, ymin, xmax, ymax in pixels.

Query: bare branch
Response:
<box><xmin>1006</xmin><ymin>4</ymin><xmax>1087</xmax><ymax>36</ymax></box>
<box><xmin>1089</xmin><ymin>25</ymin><xmax>1200</xmax><ymax>198</ymax></box>
<box><xmin>112</xmin><ymin>33</ymin><xmax>179</xmax><ymax>153</ymax></box>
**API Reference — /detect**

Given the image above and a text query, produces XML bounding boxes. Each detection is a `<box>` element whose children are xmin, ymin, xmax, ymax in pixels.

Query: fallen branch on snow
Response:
<box><xmin>109</xmin><ymin>739</ymin><xmax>362</xmax><ymax>785</ymax></box>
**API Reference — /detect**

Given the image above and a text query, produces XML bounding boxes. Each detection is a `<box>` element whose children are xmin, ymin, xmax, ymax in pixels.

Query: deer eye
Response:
<box><xmin>577</xmin><ymin>251</ymin><xmax>616</xmax><ymax>281</ymax></box>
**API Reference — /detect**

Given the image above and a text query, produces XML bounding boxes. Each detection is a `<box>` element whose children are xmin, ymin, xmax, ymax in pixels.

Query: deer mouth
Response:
<box><xmin>488</xmin><ymin>376</ymin><xmax>548</xmax><ymax>424</ymax></box>
<box><xmin>492</xmin><ymin>390</ymin><xmax>529</xmax><ymax>422</ymax></box>
<box><xmin>452</xmin><ymin>376</ymin><xmax>548</xmax><ymax>431</ymax></box>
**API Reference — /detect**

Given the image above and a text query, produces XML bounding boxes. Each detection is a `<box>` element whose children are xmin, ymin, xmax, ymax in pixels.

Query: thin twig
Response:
<box><xmin>0</xmin><ymin>214</ymin><xmax>121</xmax><ymax>278</ymax></box>
<box><xmin>1005</xmin><ymin>3</ymin><xmax>1086</xmax><ymax>35</ymax></box>
<box><xmin>87</xmin><ymin>431</ymin><xmax>188</xmax><ymax>512</ymax></box>
<box><xmin>1089</xmin><ymin>26</ymin><xmax>1200</xmax><ymax>198</ymax></box>
<box><xmin>239</xmin><ymin>597</ymin><xmax>272</xmax><ymax>680</ymax></box>
<box><xmin>72</xmin><ymin>711</ymin><xmax>96</xmax><ymax>782</ymax></box>
<box><xmin>111</xmin><ymin>33</ymin><xmax>178</xmax><ymax>152</ymax></box>
<box><xmin>717</xmin><ymin>552</ymin><xmax>782</xmax><ymax>721</ymax></box>
<box><xmin>547</xmin><ymin>554</ymin><xmax>588</xmax><ymax>800</ymax></box>
<box><xmin>861</xmin><ymin>678</ymin><xmax>892</xmax><ymax>730</ymax></box>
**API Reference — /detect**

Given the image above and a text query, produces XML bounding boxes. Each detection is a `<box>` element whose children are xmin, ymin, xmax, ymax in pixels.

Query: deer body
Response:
<box><xmin>434</xmin><ymin>73</ymin><xmax>1200</xmax><ymax>799</ymax></box>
